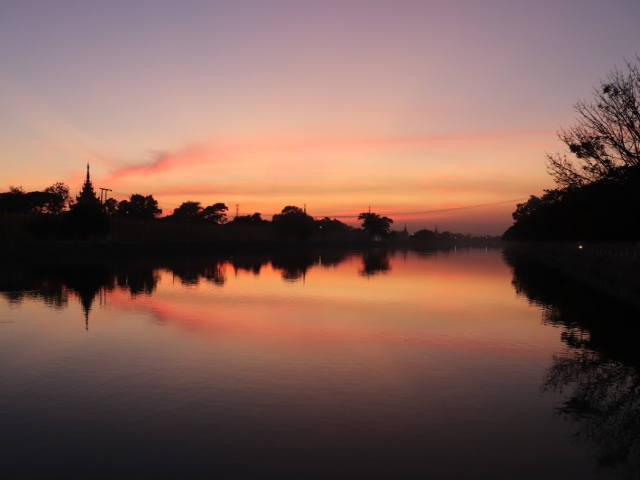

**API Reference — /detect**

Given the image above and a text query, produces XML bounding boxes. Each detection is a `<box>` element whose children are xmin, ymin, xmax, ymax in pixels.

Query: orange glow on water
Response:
<box><xmin>100</xmin><ymin>250</ymin><xmax>551</xmax><ymax>356</ymax></box>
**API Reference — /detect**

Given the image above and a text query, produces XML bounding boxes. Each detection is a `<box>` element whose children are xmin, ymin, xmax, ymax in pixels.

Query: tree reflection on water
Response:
<box><xmin>504</xmin><ymin>248</ymin><xmax>640</xmax><ymax>475</ymax></box>
<box><xmin>359</xmin><ymin>249</ymin><xmax>391</xmax><ymax>277</ymax></box>
<box><xmin>3</xmin><ymin>247</ymin><xmax>637</xmax><ymax>475</ymax></box>
<box><xmin>0</xmin><ymin>250</ymin><xmax>357</xmax><ymax>324</ymax></box>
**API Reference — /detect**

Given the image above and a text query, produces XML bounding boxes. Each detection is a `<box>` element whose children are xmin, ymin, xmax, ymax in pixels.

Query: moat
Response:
<box><xmin>1</xmin><ymin>248</ymin><xmax>638</xmax><ymax>479</ymax></box>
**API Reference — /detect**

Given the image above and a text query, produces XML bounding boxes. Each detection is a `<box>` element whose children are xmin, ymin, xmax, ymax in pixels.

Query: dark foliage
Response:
<box><xmin>546</xmin><ymin>59</ymin><xmax>640</xmax><ymax>188</ymax></box>
<box><xmin>316</xmin><ymin>216</ymin><xmax>352</xmax><ymax>233</ymax></box>
<box><xmin>167</xmin><ymin>201</ymin><xmax>228</xmax><ymax>224</ymax></box>
<box><xmin>231</xmin><ymin>213</ymin><xmax>268</xmax><ymax>227</ymax></box>
<box><xmin>117</xmin><ymin>194</ymin><xmax>162</xmax><ymax>219</ymax></box>
<box><xmin>104</xmin><ymin>197</ymin><xmax>118</xmax><ymax>215</ymax></box>
<box><xmin>0</xmin><ymin>183</ymin><xmax>70</xmax><ymax>214</ymax></box>
<box><xmin>201</xmin><ymin>203</ymin><xmax>228</xmax><ymax>224</ymax></box>
<box><xmin>357</xmin><ymin>212</ymin><xmax>393</xmax><ymax>238</ymax></box>
<box><xmin>507</xmin><ymin>60</ymin><xmax>640</xmax><ymax>241</ymax></box>
<box><xmin>64</xmin><ymin>204</ymin><xmax>110</xmax><ymax>237</ymax></box>
<box><xmin>412</xmin><ymin>229</ymin><xmax>436</xmax><ymax>241</ymax></box>
<box><xmin>504</xmin><ymin>165</ymin><xmax>640</xmax><ymax>241</ymax></box>
<box><xmin>169</xmin><ymin>201</ymin><xmax>203</xmax><ymax>223</ymax></box>
<box><xmin>272</xmin><ymin>206</ymin><xmax>315</xmax><ymax>239</ymax></box>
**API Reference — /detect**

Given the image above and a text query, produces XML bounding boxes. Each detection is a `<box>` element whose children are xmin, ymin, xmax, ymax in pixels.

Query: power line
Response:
<box><xmin>310</xmin><ymin>197</ymin><xmax>529</xmax><ymax>219</ymax></box>
<box><xmin>383</xmin><ymin>197</ymin><xmax>529</xmax><ymax>216</ymax></box>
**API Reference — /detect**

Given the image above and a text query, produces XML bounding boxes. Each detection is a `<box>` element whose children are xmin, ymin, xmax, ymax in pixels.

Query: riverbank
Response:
<box><xmin>0</xmin><ymin>237</ymin><xmax>504</xmax><ymax>264</ymax></box>
<box><xmin>504</xmin><ymin>241</ymin><xmax>640</xmax><ymax>310</ymax></box>
<box><xmin>0</xmin><ymin>212</ymin><xmax>503</xmax><ymax>260</ymax></box>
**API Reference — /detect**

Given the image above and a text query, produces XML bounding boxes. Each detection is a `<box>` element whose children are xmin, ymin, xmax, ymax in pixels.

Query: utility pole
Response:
<box><xmin>99</xmin><ymin>188</ymin><xmax>112</xmax><ymax>203</ymax></box>
<box><xmin>235</xmin><ymin>203</ymin><xmax>239</xmax><ymax>219</ymax></box>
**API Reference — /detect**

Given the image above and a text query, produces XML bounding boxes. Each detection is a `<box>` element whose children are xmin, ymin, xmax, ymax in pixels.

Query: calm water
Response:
<box><xmin>1</xmin><ymin>248</ymin><xmax>638</xmax><ymax>479</ymax></box>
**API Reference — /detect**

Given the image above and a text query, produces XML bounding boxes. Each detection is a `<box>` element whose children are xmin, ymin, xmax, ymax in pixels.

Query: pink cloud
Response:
<box><xmin>103</xmin><ymin>129</ymin><xmax>553</xmax><ymax>182</ymax></box>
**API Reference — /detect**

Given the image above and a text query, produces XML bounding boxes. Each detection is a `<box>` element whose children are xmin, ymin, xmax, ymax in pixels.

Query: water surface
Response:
<box><xmin>1</xmin><ymin>248</ymin><xmax>638</xmax><ymax>479</ymax></box>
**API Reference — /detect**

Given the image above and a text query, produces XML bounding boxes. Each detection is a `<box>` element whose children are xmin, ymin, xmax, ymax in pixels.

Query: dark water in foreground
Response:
<box><xmin>0</xmin><ymin>248</ymin><xmax>638</xmax><ymax>479</ymax></box>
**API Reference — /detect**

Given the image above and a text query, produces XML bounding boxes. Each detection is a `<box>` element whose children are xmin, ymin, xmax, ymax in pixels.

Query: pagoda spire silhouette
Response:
<box><xmin>76</xmin><ymin>163</ymin><xmax>99</xmax><ymax>206</ymax></box>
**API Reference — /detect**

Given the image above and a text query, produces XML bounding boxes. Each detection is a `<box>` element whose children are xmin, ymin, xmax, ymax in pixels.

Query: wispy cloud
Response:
<box><xmin>102</xmin><ymin>129</ymin><xmax>552</xmax><ymax>182</ymax></box>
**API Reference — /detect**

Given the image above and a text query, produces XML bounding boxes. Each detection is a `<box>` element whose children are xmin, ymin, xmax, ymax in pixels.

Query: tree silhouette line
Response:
<box><xmin>0</xmin><ymin>180</ymin><xmax>399</xmax><ymax>240</ymax></box>
<box><xmin>505</xmin><ymin>59</ymin><xmax>640</xmax><ymax>241</ymax></box>
<box><xmin>0</xmin><ymin>182</ymin><xmax>502</xmax><ymax>244</ymax></box>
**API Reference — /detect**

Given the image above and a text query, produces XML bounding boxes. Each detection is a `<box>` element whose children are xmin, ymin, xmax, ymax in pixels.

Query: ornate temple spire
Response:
<box><xmin>76</xmin><ymin>163</ymin><xmax>99</xmax><ymax>206</ymax></box>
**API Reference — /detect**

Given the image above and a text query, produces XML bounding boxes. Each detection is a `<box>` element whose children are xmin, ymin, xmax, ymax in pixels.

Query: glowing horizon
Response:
<box><xmin>2</xmin><ymin>1</ymin><xmax>639</xmax><ymax>234</ymax></box>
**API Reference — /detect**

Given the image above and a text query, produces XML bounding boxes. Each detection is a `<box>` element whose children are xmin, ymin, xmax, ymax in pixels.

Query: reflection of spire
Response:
<box><xmin>78</xmin><ymin>290</ymin><xmax>94</xmax><ymax>331</ymax></box>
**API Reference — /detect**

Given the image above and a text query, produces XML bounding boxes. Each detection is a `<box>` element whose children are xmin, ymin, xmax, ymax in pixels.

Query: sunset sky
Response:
<box><xmin>1</xmin><ymin>0</ymin><xmax>639</xmax><ymax>234</ymax></box>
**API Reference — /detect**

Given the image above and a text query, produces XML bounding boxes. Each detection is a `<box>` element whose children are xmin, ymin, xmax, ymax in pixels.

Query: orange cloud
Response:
<box><xmin>103</xmin><ymin>129</ymin><xmax>553</xmax><ymax>182</ymax></box>
<box><xmin>50</xmin><ymin>128</ymin><xmax>553</xmax><ymax>233</ymax></box>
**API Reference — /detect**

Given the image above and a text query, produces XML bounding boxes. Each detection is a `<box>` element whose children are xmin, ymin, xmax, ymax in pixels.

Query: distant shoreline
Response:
<box><xmin>0</xmin><ymin>237</ymin><xmax>504</xmax><ymax>261</ymax></box>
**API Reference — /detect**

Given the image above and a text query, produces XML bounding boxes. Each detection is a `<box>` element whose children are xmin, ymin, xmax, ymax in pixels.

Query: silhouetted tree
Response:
<box><xmin>412</xmin><ymin>229</ymin><xmax>436</xmax><ymax>241</ymax></box>
<box><xmin>117</xmin><ymin>194</ymin><xmax>162</xmax><ymax>219</ymax></box>
<box><xmin>504</xmin><ymin>167</ymin><xmax>640</xmax><ymax>241</ymax></box>
<box><xmin>546</xmin><ymin>59</ymin><xmax>640</xmax><ymax>188</ymax></box>
<box><xmin>272</xmin><ymin>206</ymin><xmax>315</xmax><ymax>239</ymax></box>
<box><xmin>201</xmin><ymin>202</ymin><xmax>228</xmax><ymax>224</ymax></box>
<box><xmin>316</xmin><ymin>216</ymin><xmax>351</xmax><ymax>232</ymax></box>
<box><xmin>358</xmin><ymin>211</ymin><xmax>393</xmax><ymax>238</ymax></box>
<box><xmin>0</xmin><ymin>183</ymin><xmax>70</xmax><ymax>216</ymax></box>
<box><xmin>170</xmin><ymin>201</ymin><xmax>203</xmax><ymax>222</ymax></box>
<box><xmin>0</xmin><ymin>188</ymin><xmax>32</xmax><ymax>213</ymax></box>
<box><xmin>104</xmin><ymin>197</ymin><xmax>118</xmax><ymax>215</ymax></box>
<box><xmin>42</xmin><ymin>182</ymin><xmax>70</xmax><ymax>214</ymax></box>
<box><xmin>231</xmin><ymin>212</ymin><xmax>267</xmax><ymax>227</ymax></box>
<box><xmin>508</xmin><ymin>62</ymin><xmax>640</xmax><ymax>239</ymax></box>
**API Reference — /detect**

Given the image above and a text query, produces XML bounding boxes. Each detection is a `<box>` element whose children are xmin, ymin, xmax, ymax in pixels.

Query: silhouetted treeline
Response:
<box><xmin>0</xmin><ymin>185</ymin><xmax>370</xmax><ymax>245</ymax></box>
<box><xmin>505</xmin><ymin>60</ymin><xmax>640</xmax><ymax>241</ymax></box>
<box><xmin>1</xmin><ymin>179</ymin><xmax>499</xmax><ymax>246</ymax></box>
<box><xmin>504</xmin><ymin>165</ymin><xmax>640</xmax><ymax>241</ymax></box>
<box><xmin>0</xmin><ymin>183</ymin><xmax>69</xmax><ymax>214</ymax></box>
<box><xmin>410</xmin><ymin>228</ymin><xmax>500</xmax><ymax>244</ymax></box>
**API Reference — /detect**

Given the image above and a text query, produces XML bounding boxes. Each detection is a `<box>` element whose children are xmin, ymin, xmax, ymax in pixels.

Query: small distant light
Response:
<box><xmin>578</xmin><ymin>245</ymin><xmax>583</xmax><ymax>249</ymax></box>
